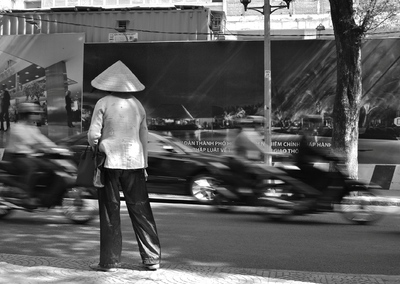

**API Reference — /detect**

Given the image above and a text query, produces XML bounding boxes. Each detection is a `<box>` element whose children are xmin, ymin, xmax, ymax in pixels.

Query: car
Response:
<box><xmin>57</xmin><ymin>131</ymin><xmax>231</xmax><ymax>202</ymax></box>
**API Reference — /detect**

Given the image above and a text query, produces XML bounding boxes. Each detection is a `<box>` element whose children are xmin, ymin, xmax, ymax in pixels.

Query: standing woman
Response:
<box><xmin>65</xmin><ymin>87</ymin><xmax>74</xmax><ymax>128</ymax></box>
<box><xmin>88</xmin><ymin>60</ymin><xmax>161</xmax><ymax>272</ymax></box>
<box><xmin>0</xmin><ymin>84</ymin><xmax>10</xmax><ymax>131</ymax></box>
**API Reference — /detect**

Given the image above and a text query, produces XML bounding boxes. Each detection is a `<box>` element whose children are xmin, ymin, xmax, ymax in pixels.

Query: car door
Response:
<box><xmin>147</xmin><ymin>134</ymin><xmax>194</xmax><ymax>195</ymax></box>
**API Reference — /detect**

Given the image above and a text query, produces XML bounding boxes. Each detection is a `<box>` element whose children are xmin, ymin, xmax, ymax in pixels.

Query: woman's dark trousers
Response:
<box><xmin>97</xmin><ymin>168</ymin><xmax>161</xmax><ymax>267</ymax></box>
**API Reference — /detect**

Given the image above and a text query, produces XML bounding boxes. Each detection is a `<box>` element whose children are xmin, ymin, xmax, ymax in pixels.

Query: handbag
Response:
<box><xmin>76</xmin><ymin>145</ymin><xmax>106</xmax><ymax>188</ymax></box>
<box><xmin>93</xmin><ymin>145</ymin><xmax>106</xmax><ymax>187</ymax></box>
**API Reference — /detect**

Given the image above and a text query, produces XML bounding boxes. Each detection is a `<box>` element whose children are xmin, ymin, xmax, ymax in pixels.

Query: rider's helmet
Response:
<box><xmin>235</xmin><ymin>115</ymin><xmax>264</xmax><ymax>130</ymax></box>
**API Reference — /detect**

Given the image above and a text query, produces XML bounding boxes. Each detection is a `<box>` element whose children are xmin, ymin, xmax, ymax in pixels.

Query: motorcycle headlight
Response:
<box><xmin>262</xmin><ymin>179</ymin><xmax>285</xmax><ymax>185</ymax></box>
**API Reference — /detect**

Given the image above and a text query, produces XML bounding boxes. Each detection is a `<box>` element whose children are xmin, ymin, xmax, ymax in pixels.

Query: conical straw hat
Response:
<box><xmin>91</xmin><ymin>60</ymin><xmax>145</xmax><ymax>92</ymax></box>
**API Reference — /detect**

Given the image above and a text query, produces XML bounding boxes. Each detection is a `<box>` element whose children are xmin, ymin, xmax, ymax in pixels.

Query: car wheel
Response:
<box><xmin>189</xmin><ymin>174</ymin><xmax>217</xmax><ymax>202</ymax></box>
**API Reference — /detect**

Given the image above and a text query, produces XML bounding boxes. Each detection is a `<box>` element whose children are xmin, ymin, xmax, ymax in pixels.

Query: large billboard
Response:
<box><xmin>0</xmin><ymin>33</ymin><xmax>85</xmax><ymax>142</ymax></box>
<box><xmin>1</xmin><ymin>35</ymin><xmax>398</xmax><ymax>187</ymax></box>
<box><xmin>83</xmin><ymin>39</ymin><xmax>400</xmax><ymax>165</ymax></box>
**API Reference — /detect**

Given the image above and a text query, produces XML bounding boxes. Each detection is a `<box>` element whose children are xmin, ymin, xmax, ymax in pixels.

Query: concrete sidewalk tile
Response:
<box><xmin>0</xmin><ymin>254</ymin><xmax>399</xmax><ymax>284</ymax></box>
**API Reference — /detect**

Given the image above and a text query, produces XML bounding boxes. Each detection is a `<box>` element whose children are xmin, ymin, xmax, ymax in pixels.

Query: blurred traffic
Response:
<box><xmin>57</xmin><ymin>130</ymin><xmax>232</xmax><ymax>202</ymax></box>
<box><xmin>56</xmin><ymin>117</ymin><xmax>400</xmax><ymax>226</ymax></box>
<box><xmin>0</xmin><ymin>103</ymin><xmax>97</xmax><ymax>224</ymax></box>
<box><xmin>1</xmin><ymin>110</ymin><xmax>400</xmax><ymax>225</ymax></box>
<box><xmin>205</xmin><ymin>118</ymin><xmax>388</xmax><ymax>225</ymax></box>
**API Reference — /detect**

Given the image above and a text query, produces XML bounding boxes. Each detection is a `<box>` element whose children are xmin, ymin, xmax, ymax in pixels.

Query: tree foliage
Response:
<box><xmin>23</xmin><ymin>80</ymin><xmax>46</xmax><ymax>101</ymax></box>
<box><xmin>355</xmin><ymin>0</ymin><xmax>400</xmax><ymax>31</ymax></box>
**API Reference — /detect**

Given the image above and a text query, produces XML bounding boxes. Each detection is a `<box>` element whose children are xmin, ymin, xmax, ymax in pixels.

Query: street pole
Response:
<box><xmin>264</xmin><ymin>0</ymin><xmax>272</xmax><ymax>166</ymax></box>
<box><xmin>240</xmin><ymin>0</ymin><xmax>290</xmax><ymax>165</ymax></box>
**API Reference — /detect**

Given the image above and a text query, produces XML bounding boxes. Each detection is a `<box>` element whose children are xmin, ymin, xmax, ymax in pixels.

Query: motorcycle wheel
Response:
<box><xmin>0</xmin><ymin>205</ymin><xmax>13</xmax><ymax>219</ymax></box>
<box><xmin>61</xmin><ymin>187</ymin><xmax>98</xmax><ymax>225</ymax></box>
<box><xmin>213</xmin><ymin>193</ymin><xmax>235</xmax><ymax>212</ymax></box>
<box><xmin>260</xmin><ymin>205</ymin><xmax>293</xmax><ymax>222</ymax></box>
<box><xmin>190</xmin><ymin>174</ymin><xmax>217</xmax><ymax>202</ymax></box>
<box><xmin>340</xmin><ymin>191</ymin><xmax>383</xmax><ymax>225</ymax></box>
<box><xmin>257</xmin><ymin>188</ymin><xmax>296</xmax><ymax>221</ymax></box>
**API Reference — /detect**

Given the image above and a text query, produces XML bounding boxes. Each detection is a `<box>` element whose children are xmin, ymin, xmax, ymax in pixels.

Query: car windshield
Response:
<box><xmin>57</xmin><ymin>131</ymin><xmax>196</xmax><ymax>154</ymax></box>
<box><xmin>147</xmin><ymin>132</ymin><xmax>195</xmax><ymax>154</ymax></box>
<box><xmin>163</xmin><ymin>136</ymin><xmax>195</xmax><ymax>153</ymax></box>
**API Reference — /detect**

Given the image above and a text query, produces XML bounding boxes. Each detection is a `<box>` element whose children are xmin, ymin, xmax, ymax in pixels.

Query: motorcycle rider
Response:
<box><xmin>229</xmin><ymin>117</ymin><xmax>320</xmax><ymax>201</ymax></box>
<box><xmin>233</xmin><ymin>117</ymin><xmax>265</xmax><ymax>162</ymax></box>
<box><xmin>4</xmin><ymin>103</ymin><xmax>59</xmax><ymax>208</ymax></box>
<box><xmin>228</xmin><ymin>117</ymin><xmax>270</xmax><ymax>185</ymax></box>
<box><xmin>294</xmin><ymin>127</ymin><xmax>340</xmax><ymax>210</ymax></box>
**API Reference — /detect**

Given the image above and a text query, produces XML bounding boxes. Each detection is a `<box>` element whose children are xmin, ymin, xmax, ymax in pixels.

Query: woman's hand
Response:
<box><xmin>144</xmin><ymin>169</ymin><xmax>148</xmax><ymax>181</ymax></box>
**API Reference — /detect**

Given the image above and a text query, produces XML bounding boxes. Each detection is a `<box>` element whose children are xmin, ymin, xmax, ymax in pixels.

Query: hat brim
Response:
<box><xmin>91</xmin><ymin>60</ymin><xmax>145</xmax><ymax>93</ymax></box>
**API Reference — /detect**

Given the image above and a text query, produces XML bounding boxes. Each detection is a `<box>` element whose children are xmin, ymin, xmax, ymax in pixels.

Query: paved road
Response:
<box><xmin>1</xmin><ymin>197</ymin><xmax>400</xmax><ymax>283</ymax></box>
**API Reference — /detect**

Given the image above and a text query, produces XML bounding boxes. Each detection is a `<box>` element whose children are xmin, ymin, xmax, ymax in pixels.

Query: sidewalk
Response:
<box><xmin>1</xmin><ymin>253</ymin><xmax>400</xmax><ymax>284</ymax></box>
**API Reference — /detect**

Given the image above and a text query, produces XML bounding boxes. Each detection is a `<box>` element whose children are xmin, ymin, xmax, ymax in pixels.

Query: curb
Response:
<box><xmin>148</xmin><ymin>194</ymin><xmax>202</xmax><ymax>205</ymax></box>
<box><xmin>0</xmin><ymin>253</ymin><xmax>399</xmax><ymax>284</ymax></box>
<box><xmin>310</xmin><ymin>163</ymin><xmax>400</xmax><ymax>191</ymax></box>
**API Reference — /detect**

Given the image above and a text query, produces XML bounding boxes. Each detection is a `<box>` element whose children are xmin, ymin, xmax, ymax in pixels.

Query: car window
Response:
<box><xmin>147</xmin><ymin>139</ymin><xmax>166</xmax><ymax>153</ymax></box>
<box><xmin>163</xmin><ymin>136</ymin><xmax>195</xmax><ymax>153</ymax></box>
<box><xmin>148</xmin><ymin>133</ymin><xmax>186</xmax><ymax>154</ymax></box>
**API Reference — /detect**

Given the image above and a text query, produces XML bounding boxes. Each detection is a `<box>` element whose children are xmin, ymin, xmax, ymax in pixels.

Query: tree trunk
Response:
<box><xmin>329</xmin><ymin>0</ymin><xmax>364</xmax><ymax>179</ymax></box>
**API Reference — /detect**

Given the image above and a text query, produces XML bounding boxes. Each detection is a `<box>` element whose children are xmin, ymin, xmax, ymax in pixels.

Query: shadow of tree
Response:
<box><xmin>1</xmin><ymin>202</ymin><xmax>398</xmax><ymax>278</ymax></box>
<box><xmin>0</xmin><ymin>209</ymin><xmax>101</xmax><ymax>259</ymax></box>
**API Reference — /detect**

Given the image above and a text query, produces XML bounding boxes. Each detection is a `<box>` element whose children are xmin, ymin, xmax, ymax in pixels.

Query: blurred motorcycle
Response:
<box><xmin>211</xmin><ymin>156</ymin><xmax>384</xmax><ymax>225</ymax></box>
<box><xmin>261</xmin><ymin>160</ymin><xmax>385</xmax><ymax>224</ymax></box>
<box><xmin>0</xmin><ymin>147</ymin><xmax>98</xmax><ymax>224</ymax></box>
<box><xmin>210</xmin><ymin>156</ymin><xmax>316</xmax><ymax>211</ymax></box>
